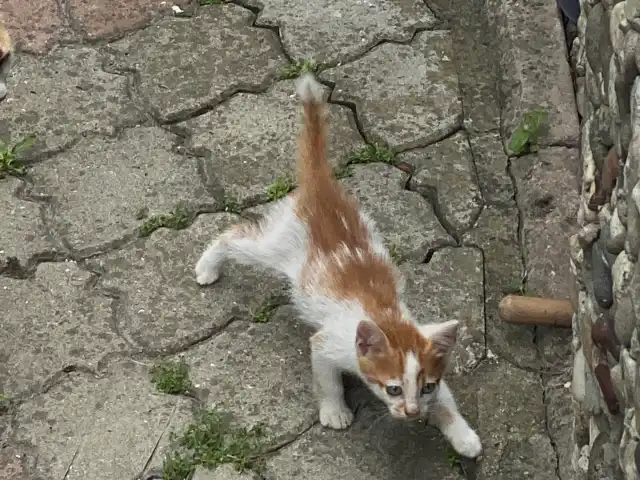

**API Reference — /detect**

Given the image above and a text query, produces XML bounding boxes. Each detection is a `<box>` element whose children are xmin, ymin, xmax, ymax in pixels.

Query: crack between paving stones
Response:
<box><xmin>404</xmin><ymin>181</ymin><xmax>461</xmax><ymax>244</ymax></box>
<box><xmin>136</xmin><ymin>402</ymin><xmax>179</xmax><ymax>480</ymax></box>
<box><xmin>541</xmin><ymin>382</ymin><xmax>562</xmax><ymax>480</ymax></box>
<box><xmin>61</xmin><ymin>438</ymin><xmax>84</xmax><ymax>480</ymax></box>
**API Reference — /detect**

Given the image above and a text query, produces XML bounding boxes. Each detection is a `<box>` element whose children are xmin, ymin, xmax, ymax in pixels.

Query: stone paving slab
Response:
<box><xmin>107</xmin><ymin>4</ymin><xmax>287</xmax><ymax>123</ymax></box>
<box><xmin>70</xmin><ymin>0</ymin><xmax>191</xmax><ymax>39</ymax></box>
<box><xmin>185</xmin><ymin>81</ymin><xmax>363</xmax><ymax>206</ymax></box>
<box><xmin>243</xmin><ymin>0</ymin><xmax>438</xmax><ymax>65</ymax></box>
<box><xmin>0</xmin><ymin>0</ymin><xmax>68</xmax><ymax>53</ymax></box>
<box><xmin>10</xmin><ymin>359</ymin><xmax>192</xmax><ymax>480</ymax></box>
<box><xmin>463</xmin><ymin>206</ymin><xmax>540</xmax><ymax>367</ymax></box>
<box><xmin>182</xmin><ymin>307</ymin><xmax>317</xmax><ymax>440</ymax></box>
<box><xmin>32</xmin><ymin>126</ymin><xmax>213</xmax><ymax>255</ymax></box>
<box><xmin>511</xmin><ymin>147</ymin><xmax>581</xmax><ymax>300</ymax></box>
<box><xmin>1</xmin><ymin>46</ymin><xmax>140</xmax><ymax>155</ymax></box>
<box><xmin>321</xmin><ymin>31</ymin><xmax>463</xmax><ymax>151</ymax></box>
<box><xmin>427</xmin><ymin>0</ymin><xmax>502</xmax><ymax>134</ymax></box>
<box><xmin>0</xmin><ymin>261</ymin><xmax>127</xmax><ymax>396</ymax></box>
<box><xmin>402</xmin><ymin>132</ymin><xmax>484</xmax><ymax>236</ymax></box>
<box><xmin>339</xmin><ymin>163</ymin><xmax>454</xmax><ymax>260</ymax></box>
<box><xmin>94</xmin><ymin>213</ymin><xmax>287</xmax><ymax>353</ymax></box>
<box><xmin>468</xmin><ymin>133</ymin><xmax>514</xmax><ymax>207</ymax></box>
<box><xmin>472</xmin><ymin>359</ymin><xmax>558</xmax><ymax>480</ymax></box>
<box><xmin>0</xmin><ymin>178</ymin><xmax>53</xmax><ymax>272</ymax></box>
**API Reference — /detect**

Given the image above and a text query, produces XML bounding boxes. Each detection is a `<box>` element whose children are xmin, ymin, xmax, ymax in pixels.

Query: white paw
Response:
<box><xmin>195</xmin><ymin>262</ymin><xmax>220</xmax><ymax>286</ymax></box>
<box><xmin>449</xmin><ymin>426</ymin><xmax>482</xmax><ymax>458</ymax></box>
<box><xmin>319</xmin><ymin>401</ymin><xmax>354</xmax><ymax>430</ymax></box>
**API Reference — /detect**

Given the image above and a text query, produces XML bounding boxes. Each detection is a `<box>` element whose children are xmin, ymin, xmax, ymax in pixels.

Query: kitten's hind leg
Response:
<box><xmin>429</xmin><ymin>380</ymin><xmax>482</xmax><ymax>458</ymax></box>
<box><xmin>195</xmin><ymin>196</ymin><xmax>302</xmax><ymax>285</ymax></box>
<box><xmin>310</xmin><ymin>332</ymin><xmax>354</xmax><ymax>430</ymax></box>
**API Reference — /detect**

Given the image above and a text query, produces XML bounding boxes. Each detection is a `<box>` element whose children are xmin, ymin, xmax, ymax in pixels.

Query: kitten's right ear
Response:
<box><xmin>356</xmin><ymin>321</ymin><xmax>388</xmax><ymax>357</ymax></box>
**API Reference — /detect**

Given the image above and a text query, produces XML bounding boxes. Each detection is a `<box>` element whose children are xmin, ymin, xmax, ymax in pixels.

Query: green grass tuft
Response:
<box><xmin>139</xmin><ymin>202</ymin><xmax>194</xmax><ymax>237</ymax></box>
<box><xmin>151</xmin><ymin>359</ymin><xmax>193</xmax><ymax>395</ymax></box>
<box><xmin>279</xmin><ymin>59</ymin><xmax>322</xmax><ymax>80</ymax></box>
<box><xmin>266</xmin><ymin>176</ymin><xmax>295</xmax><ymax>201</ymax></box>
<box><xmin>348</xmin><ymin>143</ymin><xmax>395</xmax><ymax>165</ymax></box>
<box><xmin>250</xmin><ymin>298</ymin><xmax>279</xmax><ymax>324</ymax></box>
<box><xmin>445</xmin><ymin>446</ymin><xmax>462</xmax><ymax>469</ymax></box>
<box><xmin>508</xmin><ymin>108</ymin><xmax>548</xmax><ymax>154</ymax></box>
<box><xmin>162</xmin><ymin>409</ymin><xmax>268</xmax><ymax>480</ymax></box>
<box><xmin>0</xmin><ymin>135</ymin><xmax>36</xmax><ymax>179</ymax></box>
<box><xmin>223</xmin><ymin>196</ymin><xmax>241</xmax><ymax>214</ymax></box>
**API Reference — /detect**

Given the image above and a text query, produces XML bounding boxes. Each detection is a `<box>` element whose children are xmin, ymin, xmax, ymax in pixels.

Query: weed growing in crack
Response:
<box><xmin>0</xmin><ymin>134</ymin><xmax>36</xmax><ymax>179</ymax></box>
<box><xmin>151</xmin><ymin>359</ymin><xmax>192</xmax><ymax>395</ymax></box>
<box><xmin>251</xmin><ymin>298</ymin><xmax>279</xmax><ymax>324</ymax></box>
<box><xmin>223</xmin><ymin>195</ymin><xmax>242</xmax><ymax>214</ymax></box>
<box><xmin>162</xmin><ymin>409</ymin><xmax>268</xmax><ymax>480</ymax></box>
<box><xmin>267</xmin><ymin>176</ymin><xmax>295</xmax><ymax>201</ymax></box>
<box><xmin>348</xmin><ymin>142</ymin><xmax>395</xmax><ymax>166</ymax></box>
<box><xmin>387</xmin><ymin>244</ymin><xmax>407</xmax><ymax>264</ymax></box>
<box><xmin>508</xmin><ymin>108</ymin><xmax>548</xmax><ymax>154</ymax></box>
<box><xmin>503</xmin><ymin>280</ymin><xmax>536</xmax><ymax>297</ymax></box>
<box><xmin>279</xmin><ymin>59</ymin><xmax>322</xmax><ymax>80</ymax></box>
<box><xmin>445</xmin><ymin>446</ymin><xmax>462</xmax><ymax>469</ymax></box>
<box><xmin>139</xmin><ymin>202</ymin><xmax>194</xmax><ymax>237</ymax></box>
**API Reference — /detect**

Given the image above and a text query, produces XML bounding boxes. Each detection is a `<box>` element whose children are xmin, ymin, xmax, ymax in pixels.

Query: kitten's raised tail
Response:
<box><xmin>295</xmin><ymin>73</ymin><xmax>332</xmax><ymax>187</ymax></box>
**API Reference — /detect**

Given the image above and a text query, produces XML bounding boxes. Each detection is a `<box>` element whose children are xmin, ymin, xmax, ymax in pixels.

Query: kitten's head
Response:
<box><xmin>355</xmin><ymin>319</ymin><xmax>458</xmax><ymax>420</ymax></box>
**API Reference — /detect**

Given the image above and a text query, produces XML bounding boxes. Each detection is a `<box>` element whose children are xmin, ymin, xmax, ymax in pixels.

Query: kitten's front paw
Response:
<box><xmin>319</xmin><ymin>401</ymin><xmax>354</xmax><ymax>430</ymax></box>
<box><xmin>449</xmin><ymin>426</ymin><xmax>482</xmax><ymax>458</ymax></box>
<box><xmin>194</xmin><ymin>261</ymin><xmax>220</xmax><ymax>286</ymax></box>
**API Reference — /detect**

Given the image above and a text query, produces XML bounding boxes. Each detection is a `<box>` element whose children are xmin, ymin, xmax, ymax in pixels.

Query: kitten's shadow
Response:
<box><xmin>341</xmin><ymin>374</ymin><xmax>477</xmax><ymax>479</ymax></box>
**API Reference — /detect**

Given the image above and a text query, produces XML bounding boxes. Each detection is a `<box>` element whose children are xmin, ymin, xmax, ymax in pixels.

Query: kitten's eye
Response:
<box><xmin>421</xmin><ymin>382</ymin><xmax>437</xmax><ymax>395</ymax></box>
<box><xmin>385</xmin><ymin>385</ymin><xmax>403</xmax><ymax>396</ymax></box>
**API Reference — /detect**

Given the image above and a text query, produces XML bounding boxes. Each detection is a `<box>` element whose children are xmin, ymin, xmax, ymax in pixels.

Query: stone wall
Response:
<box><xmin>571</xmin><ymin>0</ymin><xmax>640</xmax><ymax>477</ymax></box>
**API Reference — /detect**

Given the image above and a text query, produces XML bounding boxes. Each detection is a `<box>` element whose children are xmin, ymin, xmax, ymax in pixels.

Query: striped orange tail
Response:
<box><xmin>295</xmin><ymin>73</ymin><xmax>332</xmax><ymax>188</ymax></box>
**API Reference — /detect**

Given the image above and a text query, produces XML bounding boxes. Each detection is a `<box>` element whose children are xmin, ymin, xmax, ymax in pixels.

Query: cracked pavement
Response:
<box><xmin>0</xmin><ymin>0</ymin><xmax>580</xmax><ymax>479</ymax></box>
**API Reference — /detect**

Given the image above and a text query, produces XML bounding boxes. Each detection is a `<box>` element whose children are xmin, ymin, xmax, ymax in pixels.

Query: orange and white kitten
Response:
<box><xmin>195</xmin><ymin>74</ymin><xmax>482</xmax><ymax>458</ymax></box>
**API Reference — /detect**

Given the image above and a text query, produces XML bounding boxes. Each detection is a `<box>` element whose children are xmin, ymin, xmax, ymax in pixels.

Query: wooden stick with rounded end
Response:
<box><xmin>498</xmin><ymin>295</ymin><xmax>573</xmax><ymax>328</ymax></box>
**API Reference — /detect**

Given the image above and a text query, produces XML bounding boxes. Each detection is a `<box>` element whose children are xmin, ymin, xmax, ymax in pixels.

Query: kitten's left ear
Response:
<box><xmin>421</xmin><ymin>320</ymin><xmax>459</xmax><ymax>357</ymax></box>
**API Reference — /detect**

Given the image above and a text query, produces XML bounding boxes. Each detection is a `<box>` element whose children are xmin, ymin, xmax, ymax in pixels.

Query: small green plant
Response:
<box><xmin>266</xmin><ymin>176</ymin><xmax>295</xmax><ymax>201</ymax></box>
<box><xmin>151</xmin><ymin>359</ymin><xmax>193</xmax><ymax>395</ymax></box>
<box><xmin>223</xmin><ymin>195</ymin><xmax>241</xmax><ymax>214</ymax></box>
<box><xmin>162</xmin><ymin>409</ymin><xmax>268</xmax><ymax>480</ymax></box>
<box><xmin>503</xmin><ymin>280</ymin><xmax>536</xmax><ymax>297</ymax></box>
<box><xmin>139</xmin><ymin>202</ymin><xmax>194</xmax><ymax>237</ymax></box>
<box><xmin>348</xmin><ymin>143</ymin><xmax>395</xmax><ymax>165</ymax></box>
<box><xmin>387</xmin><ymin>244</ymin><xmax>406</xmax><ymax>264</ymax></box>
<box><xmin>200</xmin><ymin>0</ymin><xmax>222</xmax><ymax>5</ymax></box>
<box><xmin>251</xmin><ymin>298</ymin><xmax>279</xmax><ymax>324</ymax></box>
<box><xmin>279</xmin><ymin>59</ymin><xmax>322</xmax><ymax>80</ymax></box>
<box><xmin>0</xmin><ymin>134</ymin><xmax>36</xmax><ymax>178</ymax></box>
<box><xmin>508</xmin><ymin>108</ymin><xmax>548</xmax><ymax>154</ymax></box>
<box><xmin>445</xmin><ymin>446</ymin><xmax>462</xmax><ymax>469</ymax></box>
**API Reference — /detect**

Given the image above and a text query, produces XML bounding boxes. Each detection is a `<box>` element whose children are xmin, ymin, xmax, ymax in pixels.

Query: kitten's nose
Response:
<box><xmin>404</xmin><ymin>405</ymin><xmax>420</xmax><ymax>418</ymax></box>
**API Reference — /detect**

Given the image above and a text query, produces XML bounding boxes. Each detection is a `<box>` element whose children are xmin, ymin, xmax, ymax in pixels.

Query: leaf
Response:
<box><xmin>12</xmin><ymin>134</ymin><xmax>36</xmax><ymax>155</ymax></box>
<box><xmin>508</xmin><ymin>127</ymin><xmax>530</xmax><ymax>154</ymax></box>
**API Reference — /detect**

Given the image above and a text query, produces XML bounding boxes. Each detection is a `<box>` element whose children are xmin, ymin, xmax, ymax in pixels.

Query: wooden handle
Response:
<box><xmin>498</xmin><ymin>295</ymin><xmax>573</xmax><ymax>328</ymax></box>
